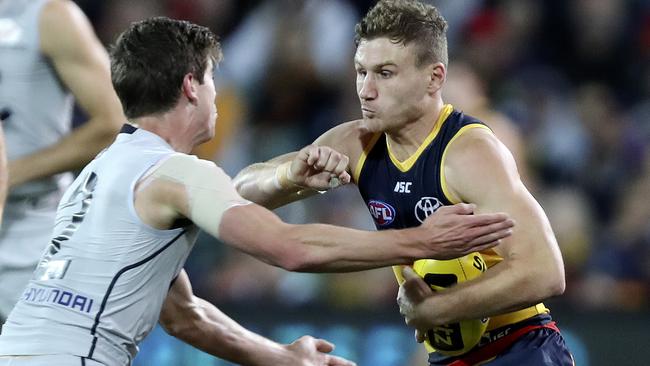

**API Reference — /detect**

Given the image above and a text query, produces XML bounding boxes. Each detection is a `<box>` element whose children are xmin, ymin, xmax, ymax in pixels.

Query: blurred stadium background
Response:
<box><xmin>71</xmin><ymin>0</ymin><xmax>650</xmax><ymax>365</ymax></box>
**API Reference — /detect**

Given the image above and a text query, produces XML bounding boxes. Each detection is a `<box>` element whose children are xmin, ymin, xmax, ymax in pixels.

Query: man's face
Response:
<box><xmin>196</xmin><ymin>60</ymin><xmax>218</xmax><ymax>142</ymax></box>
<box><xmin>355</xmin><ymin>38</ymin><xmax>433</xmax><ymax>133</ymax></box>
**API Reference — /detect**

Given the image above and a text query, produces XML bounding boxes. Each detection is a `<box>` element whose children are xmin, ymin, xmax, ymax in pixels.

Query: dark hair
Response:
<box><xmin>110</xmin><ymin>17</ymin><xmax>222</xmax><ymax>119</ymax></box>
<box><xmin>354</xmin><ymin>0</ymin><xmax>448</xmax><ymax>68</ymax></box>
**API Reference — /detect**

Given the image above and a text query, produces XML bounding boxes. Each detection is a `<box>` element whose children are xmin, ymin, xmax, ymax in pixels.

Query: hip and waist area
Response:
<box><xmin>0</xmin><ymin>355</ymin><xmax>104</xmax><ymax>366</ymax></box>
<box><xmin>0</xmin><ymin>325</ymin><xmax>132</xmax><ymax>366</ymax></box>
<box><xmin>428</xmin><ymin>312</ymin><xmax>568</xmax><ymax>366</ymax></box>
<box><xmin>486</xmin><ymin>303</ymin><xmax>549</xmax><ymax>331</ymax></box>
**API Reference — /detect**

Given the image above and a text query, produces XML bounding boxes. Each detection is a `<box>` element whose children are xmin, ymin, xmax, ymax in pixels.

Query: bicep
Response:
<box><xmin>151</xmin><ymin>155</ymin><xmax>252</xmax><ymax>238</ymax></box>
<box><xmin>218</xmin><ymin>204</ymin><xmax>291</xmax><ymax>262</ymax></box>
<box><xmin>160</xmin><ymin>270</ymin><xmax>194</xmax><ymax>329</ymax></box>
<box><xmin>39</xmin><ymin>1</ymin><xmax>122</xmax><ymax>122</ymax></box>
<box><xmin>312</xmin><ymin>121</ymin><xmax>364</xmax><ymax>174</ymax></box>
<box><xmin>445</xmin><ymin>130</ymin><xmax>556</xmax><ymax>259</ymax></box>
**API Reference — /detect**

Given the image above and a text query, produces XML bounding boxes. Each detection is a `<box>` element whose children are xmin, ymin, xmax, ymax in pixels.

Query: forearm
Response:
<box><xmin>171</xmin><ymin>297</ymin><xmax>290</xmax><ymax>365</ymax></box>
<box><xmin>9</xmin><ymin>118</ymin><xmax>119</xmax><ymax>187</ymax></box>
<box><xmin>233</xmin><ymin>161</ymin><xmax>315</xmax><ymax>209</ymax></box>
<box><xmin>419</xmin><ymin>209</ymin><xmax>564</xmax><ymax>325</ymax></box>
<box><xmin>220</xmin><ymin>203</ymin><xmax>505</xmax><ymax>274</ymax></box>
<box><xmin>424</xmin><ymin>261</ymin><xmax>546</xmax><ymax>326</ymax></box>
<box><xmin>279</xmin><ymin>223</ymin><xmax>427</xmax><ymax>272</ymax></box>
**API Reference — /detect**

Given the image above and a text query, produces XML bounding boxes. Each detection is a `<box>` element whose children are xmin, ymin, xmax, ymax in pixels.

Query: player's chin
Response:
<box><xmin>360</xmin><ymin>117</ymin><xmax>384</xmax><ymax>133</ymax></box>
<box><xmin>197</xmin><ymin>129</ymin><xmax>215</xmax><ymax>144</ymax></box>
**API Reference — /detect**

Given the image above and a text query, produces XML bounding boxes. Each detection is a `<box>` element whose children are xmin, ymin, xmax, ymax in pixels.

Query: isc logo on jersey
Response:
<box><xmin>367</xmin><ymin>200</ymin><xmax>396</xmax><ymax>226</ymax></box>
<box><xmin>394</xmin><ymin>181</ymin><xmax>412</xmax><ymax>193</ymax></box>
<box><xmin>412</xmin><ymin>253</ymin><xmax>489</xmax><ymax>356</ymax></box>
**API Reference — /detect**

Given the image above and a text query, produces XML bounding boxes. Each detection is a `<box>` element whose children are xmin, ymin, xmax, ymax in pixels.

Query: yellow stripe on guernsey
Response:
<box><xmin>440</xmin><ymin>123</ymin><xmax>491</xmax><ymax>204</ymax></box>
<box><xmin>439</xmin><ymin>123</ymin><xmax>548</xmax><ymax>332</ymax></box>
<box><xmin>353</xmin><ymin>132</ymin><xmax>382</xmax><ymax>184</ymax></box>
<box><xmin>387</xmin><ymin>104</ymin><xmax>454</xmax><ymax>172</ymax></box>
<box><xmin>390</xmin><ymin>105</ymin><xmax>455</xmax><ymax>286</ymax></box>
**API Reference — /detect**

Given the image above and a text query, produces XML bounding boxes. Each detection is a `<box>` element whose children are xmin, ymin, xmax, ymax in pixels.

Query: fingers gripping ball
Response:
<box><xmin>412</xmin><ymin>253</ymin><xmax>489</xmax><ymax>356</ymax></box>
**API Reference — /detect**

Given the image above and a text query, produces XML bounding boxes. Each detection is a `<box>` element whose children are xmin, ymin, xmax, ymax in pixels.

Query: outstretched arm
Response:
<box><xmin>218</xmin><ymin>202</ymin><xmax>511</xmax><ymax>272</ymax></box>
<box><xmin>8</xmin><ymin>0</ymin><xmax>123</xmax><ymax>187</ymax></box>
<box><xmin>233</xmin><ymin>145</ymin><xmax>350</xmax><ymax>209</ymax></box>
<box><xmin>160</xmin><ymin>270</ymin><xmax>355</xmax><ymax>366</ymax></box>
<box><xmin>234</xmin><ymin>122</ymin><xmax>361</xmax><ymax>209</ymax></box>
<box><xmin>399</xmin><ymin>128</ymin><xmax>565</xmax><ymax>329</ymax></box>
<box><xmin>136</xmin><ymin>154</ymin><xmax>512</xmax><ymax>273</ymax></box>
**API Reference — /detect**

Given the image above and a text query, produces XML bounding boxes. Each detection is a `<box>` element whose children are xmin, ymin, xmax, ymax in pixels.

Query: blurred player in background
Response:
<box><xmin>234</xmin><ymin>0</ymin><xmax>573</xmax><ymax>364</ymax></box>
<box><xmin>0</xmin><ymin>0</ymin><xmax>123</xmax><ymax>323</ymax></box>
<box><xmin>0</xmin><ymin>16</ymin><xmax>514</xmax><ymax>366</ymax></box>
<box><xmin>0</xmin><ymin>123</ymin><xmax>7</xmax><ymax>225</ymax></box>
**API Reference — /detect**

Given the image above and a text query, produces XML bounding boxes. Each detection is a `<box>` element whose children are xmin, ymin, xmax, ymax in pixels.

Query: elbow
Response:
<box><xmin>547</xmin><ymin>269</ymin><xmax>566</xmax><ymax>297</ymax></box>
<box><xmin>542</xmin><ymin>257</ymin><xmax>566</xmax><ymax>298</ymax></box>
<box><xmin>531</xmin><ymin>266</ymin><xmax>566</xmax><ymax>301</ymax></box>
<box><xmin>162</xmin><ymin>316</ymin><xmax>196</xmax><ymax>341</ymax></box>
<box><xmin>232</xmin><ymin>174</ymin><xmax>246</xmax><ymax>196</ymax></box>
<box><xmin>161</xmin><ymin>302</ymin><xmax>204</xmax><ymax>341</ymax></box>
<box><xmin>272</xmin><ymin>245</ymin><xmax>314</xmax><ymax>272</ymax></box>
<box><xmin>267</xmin><ymin>228</ymin><xmax>317</xmax><ymax>272</ymax></box>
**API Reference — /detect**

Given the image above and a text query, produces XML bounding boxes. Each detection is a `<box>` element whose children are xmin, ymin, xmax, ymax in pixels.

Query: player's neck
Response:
<box><xmin>131</xmin><ymin>112</ymin><xmax>195</xmax><ymax>154</ymax></box>
<box><xmin>385</xmin><ymin>99</ymin><xmax>444</xmax><ymax>161</ymax></box>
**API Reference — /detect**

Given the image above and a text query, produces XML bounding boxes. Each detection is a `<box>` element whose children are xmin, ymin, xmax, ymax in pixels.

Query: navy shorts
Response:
<box><xmin>429</xmin><ymin>316</ymin><xmax>574</xmax><ymax>366</ymax></box>
<box><xmin>478</xmin><ymin>327</ymin><xmax>573</xmax><ymax>366</ymax></box>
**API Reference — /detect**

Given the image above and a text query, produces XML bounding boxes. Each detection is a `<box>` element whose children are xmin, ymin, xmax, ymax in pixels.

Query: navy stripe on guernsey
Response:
<box><xmin>356</xmin><ymin>106</ymin><xmax>488</xmax><ymax>231</ymax></box>
<box><xmin>87</xmin><ymin>229</ymin><xmax>187</xmax><ymax>359</ymax></box>
<box><xmin>119</xmin><ymin>124</ymin><xmax>138</xmax><ymax>134</ymax></box>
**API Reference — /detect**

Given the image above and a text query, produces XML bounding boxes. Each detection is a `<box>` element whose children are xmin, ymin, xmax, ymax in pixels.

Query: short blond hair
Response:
<box><xmin>355</xmin><ymin>0</ymin><xmax>448</xmax><ymax>67</ymax></box>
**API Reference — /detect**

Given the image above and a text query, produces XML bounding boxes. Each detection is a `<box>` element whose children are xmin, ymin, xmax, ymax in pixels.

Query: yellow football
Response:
<box><xmin>412</xmin><ymin>252</ymin><xmax>489</xmax><ymax>356</ymax></box>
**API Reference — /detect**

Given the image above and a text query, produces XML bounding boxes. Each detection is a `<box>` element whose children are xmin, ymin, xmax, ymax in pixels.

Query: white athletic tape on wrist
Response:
<box><xmin>274</xmin><ymin>161</ymin><xmax>300</xmax><ymax>190</ymax></box>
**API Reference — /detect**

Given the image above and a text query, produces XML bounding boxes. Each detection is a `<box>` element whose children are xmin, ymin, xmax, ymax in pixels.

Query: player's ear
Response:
<box><xmin>427</xmin><ymin>62</ymin><xmax>446</xmax><ymax>95</ymax></box>
<box><xmin>182</xmin><ymin>73</ymin><xmax>199</xmax><ymax>104</ymax></box>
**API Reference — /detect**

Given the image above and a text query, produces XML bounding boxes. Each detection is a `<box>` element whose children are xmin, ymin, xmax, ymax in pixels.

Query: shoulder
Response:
<box><xmin>40</xmin><ymin>0</ymin><xmax>84</xmax><ymax>35</ymax></box>
<box><xmin>154</xmin><ymin>154</ymin><xmax>225</xmax><ymax>182</ymax></box>
<box><xmin>39</xmin><ymin>0</ymin><xmax>96</xmax><ymax>56</ymax></box>
<box><xmin>446</xmin><ymin>127</ymin><xmax>513</xmax><ymax>174</ymax></box>
<box><xmin>444</xmin><ymin>127</ymin><xmax>519</xmax><ymax>201</ymax></box>
<box><xmin>314</xmin><ymin>119</ymin><xmax>379</xmax><ymax>172</ymax></box>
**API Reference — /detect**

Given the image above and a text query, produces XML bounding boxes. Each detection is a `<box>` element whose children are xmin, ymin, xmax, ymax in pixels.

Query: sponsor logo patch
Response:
<box><xmin>414</xmin><ymin>197</ymin><xmax>443</xmax><ymax>223</ymax></box>
<box><xmin>368</xmin><ymin>200</ymin><xmax>396</xmax><ymax>226</ymax></box>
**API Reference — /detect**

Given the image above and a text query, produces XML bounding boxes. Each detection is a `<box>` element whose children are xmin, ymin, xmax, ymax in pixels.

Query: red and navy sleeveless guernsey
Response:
<box><xmin>353</xmin><ymin>104</ymin><xmax>549</xmax><ymax>351</ymax></box>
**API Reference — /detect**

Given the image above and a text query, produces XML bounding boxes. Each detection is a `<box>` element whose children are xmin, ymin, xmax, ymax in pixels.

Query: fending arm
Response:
<box><xmin>233</xmin><ymin>152</ymin><xmax>315</xmax><ymax>209</ymax></box>
<box><xmin>148</xmin><ymin>155</ymin><xmax>512</xmax><ymax>274</ymax></box>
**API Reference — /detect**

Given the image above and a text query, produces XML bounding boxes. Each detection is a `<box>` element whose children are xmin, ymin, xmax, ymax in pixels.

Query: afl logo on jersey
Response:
<box><xmin>368</xmin><ymin>200</ymin><xmax>396</xmax><ymax>226</ymax></box>
<box><xmin>415</xmin><ymin>197</ymin><xmax>443</xmax><ymax>223</ymax></box>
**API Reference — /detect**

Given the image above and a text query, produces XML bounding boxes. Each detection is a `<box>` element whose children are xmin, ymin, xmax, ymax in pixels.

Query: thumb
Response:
<box><xmin>448</xmin><ymin>203</ymin><xmax>476</xmax><ymax>215</ymax></box>
<box><xmin>338</xmin><ymin>171</ymin><xmax>351</xmax><ymax>185</ymax></box>
<box><xmin>402</xmin><ymin>266</ymin><xmax>421</xmax><ymax>282</ymax></box>
<box><xmin>314</xmin><ymin>338</ymin><xmax>335</xmax><ymax>353</ymax></box>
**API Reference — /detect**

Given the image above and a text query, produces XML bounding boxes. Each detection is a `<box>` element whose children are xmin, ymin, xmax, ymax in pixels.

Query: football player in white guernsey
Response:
<box><xmin>0</xmin><ymin>17</ymin><xmax>514</xmax><ymax>366</ymax></box>
<box><xmin>0</xmin><ymin>123</ymin><xmax>6</xmax><ymax>224</ymax></box>
<box><xmin>0</xmin><ymin>0</ymin><xmax>124</xmax><ymax>322</ymax></box>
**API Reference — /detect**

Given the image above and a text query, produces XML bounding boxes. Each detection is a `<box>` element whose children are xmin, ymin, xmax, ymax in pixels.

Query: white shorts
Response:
<box><xmin>0</xmin><ymin>192</ymin><xmax>60</xmax><ymax>318</ymax></box>
<box><xmin>0</xmin><ymin>355</ymin><xmax>104</xmax><ymax>366</ymax></box>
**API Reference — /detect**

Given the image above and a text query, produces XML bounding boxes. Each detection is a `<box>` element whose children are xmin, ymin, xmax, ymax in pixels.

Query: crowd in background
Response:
<box><xmin>75</xmin><ymin>0</ymin><xmax>650</xmax><ymax>313</ymax></box>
